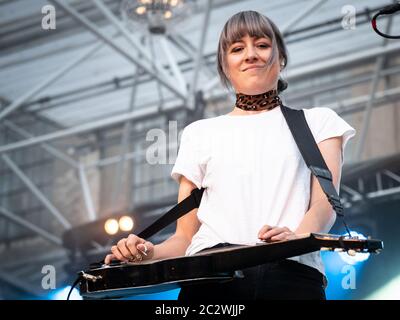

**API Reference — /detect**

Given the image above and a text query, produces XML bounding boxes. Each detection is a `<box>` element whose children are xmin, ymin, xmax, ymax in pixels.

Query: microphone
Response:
<box><xmin>371</xmin><ymin>2</ymin><xmax>400</xmax><ymax>39</ymax></box>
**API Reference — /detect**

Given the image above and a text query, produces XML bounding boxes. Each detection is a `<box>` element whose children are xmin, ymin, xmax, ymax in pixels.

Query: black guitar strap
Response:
<box><xmin>137</xmin><ymin>187</ymin><xmax>205</xmax><ymax>239</ymax></box>
<box><xmin>138</xmin><ymin>106</ymin><xmax>349</xmax><ymax>240</ymax></box>
<box><xmin>280</xmin><ymin>105</ymin><xmax>351</xmax><ymax>235</ymax></box>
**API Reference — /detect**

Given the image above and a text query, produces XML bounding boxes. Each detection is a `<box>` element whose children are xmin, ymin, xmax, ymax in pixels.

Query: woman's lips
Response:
<box><xmin>242</xmin><ymin>65</ymin><xmax>264</xmax><ymax>71</ymax></box>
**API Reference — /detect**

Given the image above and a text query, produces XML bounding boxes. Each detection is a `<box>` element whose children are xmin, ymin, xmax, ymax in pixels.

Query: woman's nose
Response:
<box><xmin>245</xmin><ymin>46</ymin><xmax>258</xmax><ymax>63</ymax></box>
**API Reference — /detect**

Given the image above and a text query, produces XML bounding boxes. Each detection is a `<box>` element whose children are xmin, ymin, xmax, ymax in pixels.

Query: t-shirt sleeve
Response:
<box><xmin>305</xmin><ymin>107</ymin><xmax>356</xmax><ymax>161</ymax></box>
<box><xmin>170</xmin><ymin>124</ymin><xmax>204</xmax><ymax>189</ymax></box>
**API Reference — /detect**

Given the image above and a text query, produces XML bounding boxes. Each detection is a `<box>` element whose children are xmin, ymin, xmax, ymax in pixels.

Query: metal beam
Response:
<box><xmin>354</xmin><ymin>13</ymin><xmax>394</xmax><ymax>161</ymax></box>
<box><xmin>48</xmin><ymin>0</ymin><xmax>186</xmax><ymax>100</ymax></box>
<box><xmin>0</xmin><ymin>206</ymin><xmax>63</xmax><ymax>246</ymax></box>
<box><xmin>0</xmin><ymin>34</ymin><xmax>110</xmax><ymax>121</ymax></box>
<box><xmin>309</xmin><ymin>85</ymin><xmax>400</xmax><ymax>116</ymax></box>
<box><xmin>78</xmin><ymin>165</ymin><xmax>97</xmax><ymax>221</ymax></box>
<box><xmin>1</xmin><ymin>155</ymin><xmax>71</xmax><ymax>229</ymax></box>
<box><xmin>0</xmin><ymin>268</ymin><xmax>39</xmax><ymax>296</ymax></box>
<box><xmin>159</xmin><ymin>36</ymin><xmax>188</xmax><ymax>95</ymax></box>
<box><xmin>111</xmin><ymin>71</ymin><xmax>139</xmax><ymax>208</ymax></box>
<box><xmin>86</xmin><ymin>149</ymin><xmax>140</xmax><ymax>169</ymax></box>
<box><xmin>288</xmin><ymin>44</ymin><xmax>400</xmax><ymax>80</ymax></box>
<box><xmin>90</xmin><ymin>0</ymin><xmax>183</xmax><ymax>96</ymax></box>
<box><xmin>0</xmin><ymin>104</ymin><xmax>180</xmax><ymax>154</ymax></box>
<box><xmin>149</xmin><ymin>34</ymin><xmax>165</xmax><ymax>110</ymax></box>
<box><xmin>382</xmin><ymin>170</ymin><xmax>400</xmax><ymax>183</ymax></box>
<box><xmin>1</xmin><ymin>250</ymin><xmax>67</xmax><ymax>269</ymax></box>
<box><xmin>190</xmin><ymin>0</ymin><xmax>213</xmax><ymax>107</ymax></box>
<box><xmin>367</xmin><ymin>186</ymin><xmax>400</xmax><ymax>199</ymax></box>
<box><xmin>4</xmin><ymin>120</ymin><xmax>79</xmax><ymax>169</ymax></box>
<box><xmin>286</xmin><ymin>65</ymin><xmax>400</xmax><ymax>101</ymax></box>
<box><xmin>86</xmin><ymin>138</ymin><xmax>174</xmax><ymax>169</ymax></box>
<box><xmin>168</xmin><ymin>34</ymin><xmax>216</xmax><ymax>79</ymax></box>
<box><xmin>281</xmin><ymin>0</ymin><xmax>327</xmax><ymax>33</ymax></box>
<box><xmin>340</xmin><ymin>185</ymin><xmax>363</xmax><ymax>201</ymax></box>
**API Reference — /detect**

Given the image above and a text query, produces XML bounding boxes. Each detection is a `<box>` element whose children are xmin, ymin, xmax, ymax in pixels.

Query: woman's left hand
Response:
<box><xmin>257</xmin><ymin>225</ymin><xmax>297</xmax><ymax>242</ymax></box>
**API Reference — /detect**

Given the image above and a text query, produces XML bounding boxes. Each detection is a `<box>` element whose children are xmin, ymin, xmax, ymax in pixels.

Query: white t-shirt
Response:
<box><xmin>171</xmin><ymin>106</ymin><xmax>356</xmax><ymax>275</ymax></box>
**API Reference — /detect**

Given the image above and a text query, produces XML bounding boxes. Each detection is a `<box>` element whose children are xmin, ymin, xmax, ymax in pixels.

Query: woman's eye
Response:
<box><xmin>231</xmin><ymin>47</ymin><xmax>243</xmax><ymax>53</ymax></box>
<box><xmin>257</xmin><ymin>43</ymin><xmax>270</xmax><ymax>48</ymax></box>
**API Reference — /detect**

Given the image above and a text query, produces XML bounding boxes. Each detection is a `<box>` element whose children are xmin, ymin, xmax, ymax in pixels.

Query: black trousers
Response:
<box><xmin>178</xmin><ymin>245</ymin><xmax>327</xmax><ymax>301</ymax></box>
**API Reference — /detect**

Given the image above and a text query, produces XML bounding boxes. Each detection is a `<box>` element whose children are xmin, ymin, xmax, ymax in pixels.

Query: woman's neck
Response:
<box><xmin>230</xmin><ymin>88</ymin><xmax>282</xmax><ymax>115</ymax></box>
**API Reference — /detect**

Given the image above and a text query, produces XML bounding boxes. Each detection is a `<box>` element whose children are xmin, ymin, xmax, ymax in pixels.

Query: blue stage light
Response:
<box><xmin>48</xmin><ymin>286</ymin><xmax>82</xmax><ymax>300</ymax></box>
<box><xmin>123</xmin><ymin>288</ymin><xmax>180</xmax><ymax>300</ymax></box>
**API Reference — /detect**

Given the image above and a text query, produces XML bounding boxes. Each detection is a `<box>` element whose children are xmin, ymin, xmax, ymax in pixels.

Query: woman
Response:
<box><xmin>104</xmin><ymin>11</ymin><xmax>356</xmax><ymax>300</ymax></box>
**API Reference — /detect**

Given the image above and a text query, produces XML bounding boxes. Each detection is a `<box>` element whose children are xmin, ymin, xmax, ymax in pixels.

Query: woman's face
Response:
<box><xmin>225</xmin><ymin>34</ymin><xmax>281</xmax><ymax>95</ymax></box>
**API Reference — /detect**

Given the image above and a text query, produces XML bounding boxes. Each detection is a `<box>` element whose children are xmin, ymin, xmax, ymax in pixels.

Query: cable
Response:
<box><xmin>67</xmin><ymin>276</ymin><xmax>82</xmax><ymax>300</ymax></box>
<box><xmin>371</xmin><ymin>2</ymin><xmax>400</xmax><ymax>39</ymax></box>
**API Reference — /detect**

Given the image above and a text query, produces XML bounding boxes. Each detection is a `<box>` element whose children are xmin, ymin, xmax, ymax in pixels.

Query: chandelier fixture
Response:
<box><xmin>121</xmin><ymin>0</ymin><xmax>196</xmax><ymax>34</ymax></box>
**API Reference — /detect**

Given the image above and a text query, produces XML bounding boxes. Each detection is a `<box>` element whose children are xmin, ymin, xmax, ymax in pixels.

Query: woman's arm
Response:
<box><xmin>152</xmin><ymin>175</ymin><xmax>202</xmax><ymax>260</ymax></box>
<box><xmin>105</xmin><ymin>175</ymin><xmax>201</xmax><ymax>264</ymax></box>
<box><xmin>295</xmin><ymin>136</ymin><xmax>343</xmax><ymax>234</ymax></box>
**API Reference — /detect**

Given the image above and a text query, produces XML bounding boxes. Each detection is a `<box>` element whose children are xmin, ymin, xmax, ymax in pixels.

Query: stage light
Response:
<box><xmin>119</xmin><ymin>216</ymin><xmax>134</xmax><ymax>232</ymax></box>
<box><xmin>338</xmin><ymin>231</ymin><xmax>370</xmax><ymax>265</ymax></box>
<box><xmin>136</xmin><ymin>6</ymin><xmax>146</xmax><ymax>14</ymax></box>
<box><xmin>365</xmin><ymin>274</ymin><xmax>400</xmax><ymax>300</ymax></box>
<box><xmin>49</xmin><ymin>286</ymin><xmax>82</xmax><ymax>300</ymax></box>
<box><xmin>121</xmin><ymin>0</ymin><xmax>196</xmax><ymax>34</ymax></box>
<box><xmin>104</xmin><ymin>218</ymin><xmax>119</xmax><ymax>235</ymax></box>
<box><xmin>164</xmin><ymin>10</ymin><xmax>172</xmax><ymax>19</ymax></box>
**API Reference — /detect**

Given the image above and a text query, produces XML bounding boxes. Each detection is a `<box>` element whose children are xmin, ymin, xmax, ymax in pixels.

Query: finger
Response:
<box><xmin>258</xmin><ymin>225</ymin><xmax>273</xmax><ymax>238</ymax></box>
<box><xmin>260</xmin><ymin>227</ymin><xmax>288</xmax><ymax>240</ymax></box>
<box><xmin>136</xmin><ymin>243</ymin><xmax>148</xmax><ymax>256</ymax></box>
<box><xmin>104</xmin><ymin>254</ymin><xmax>116</xmax><ymax>265</ymax></box>
<box><xmin>117</xmin><ymin>239</ymin><xmax>133</xmax><ymax>260</ymax></box>
<box><xmin>272</xmin><ymin>232</ymin><xmax>297</xmax><ymax>241</ymax></box>
<box><xmin>126</xmin><ymin>234</ymin><xmax>141</xmax><ymax>257</ymax></box>
<box><xmin>137</xmin><ymin>240</ymin><xmax>153</xmax><ymax>256</ymax></box>
<box><xmin>138</xmin><ymin>240</ymin><xmax>154</xmax><ymax>257</ymax></box>
<box><xmin>134</xmin><ymin>253</ymin><xmax>143</xmax><ymax>262</ymax></box>
<box><xmin>111</xmin><ymin>245</ymin><xmax>127</xmax><ymax>261</ymax></box>
<box><xmin>271</xmin><ymin>232</ymin><xmax>291</xmax><ymax>241</ymax></box>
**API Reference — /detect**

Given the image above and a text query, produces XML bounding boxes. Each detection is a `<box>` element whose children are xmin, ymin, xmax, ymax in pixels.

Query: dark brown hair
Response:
<box><xmin>217</xmin><ymin>11</ymin><xmax>288</xmax><ymax>93</ymax></box>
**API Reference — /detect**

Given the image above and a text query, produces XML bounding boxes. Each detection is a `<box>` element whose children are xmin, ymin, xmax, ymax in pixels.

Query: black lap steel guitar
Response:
<box><xmin>79</xmin><ymin>233</ymin><xmax>383</xmax><ymax>299</ymax></box>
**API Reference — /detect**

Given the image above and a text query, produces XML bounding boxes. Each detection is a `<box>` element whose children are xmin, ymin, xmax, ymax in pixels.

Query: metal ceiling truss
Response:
<box><xmin>342</xmin><ymin>168</ymin><xmax>400</xmax><ymax>207</ymax></box>
<box><xmin>48</xmin><ymin>0</ymin><xmax>187</xmax><ymax>100</ymax></box>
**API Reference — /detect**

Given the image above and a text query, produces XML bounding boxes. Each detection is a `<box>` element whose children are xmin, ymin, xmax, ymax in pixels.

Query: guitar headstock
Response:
<box><xmin>311</xmin><ymin>233</ymin><xmax>384</xmax><ymax>254</ymax></box>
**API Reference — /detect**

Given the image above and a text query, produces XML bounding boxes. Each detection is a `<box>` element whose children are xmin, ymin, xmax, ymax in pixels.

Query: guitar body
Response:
<box><xmin>79</xmin><ymin>233</ymin><xmax>383</xmax><ymax>299</ymax></box>
<box><xmin>80</xmin><ymin>254</ymin><xmax>237</xmax><ymax>299</ymax></box>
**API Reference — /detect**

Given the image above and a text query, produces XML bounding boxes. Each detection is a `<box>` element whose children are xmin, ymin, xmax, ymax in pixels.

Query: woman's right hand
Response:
<box><xmin>104</xmin><ymin>234</ymin><xmax>155</xmax><ymax>264</ymax></box>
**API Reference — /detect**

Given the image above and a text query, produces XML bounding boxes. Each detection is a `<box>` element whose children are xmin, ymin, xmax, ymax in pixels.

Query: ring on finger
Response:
<box><xmin>130</xmin><ymin>253</ymin><xmax>142</xmax><ymax>262</ymax></box>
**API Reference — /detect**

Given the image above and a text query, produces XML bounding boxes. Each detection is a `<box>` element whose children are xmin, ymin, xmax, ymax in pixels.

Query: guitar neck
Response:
<box><xmin>195</xmin><ymin>233</ymin><xmax>383</xmax><ymax>273</ymax></box>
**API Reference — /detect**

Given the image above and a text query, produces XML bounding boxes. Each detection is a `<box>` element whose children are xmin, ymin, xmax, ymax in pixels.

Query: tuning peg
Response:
<box><xmin>347</xmin><ymin>249</ymin><xmax>356</xmax><ymax>257</ymax></box>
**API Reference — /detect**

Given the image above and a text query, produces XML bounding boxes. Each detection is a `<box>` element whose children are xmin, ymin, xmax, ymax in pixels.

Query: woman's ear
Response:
<box><xmin>279</xmin><ymin>59</ymin><xmax>285</xmax><ymax>71</ymax></box>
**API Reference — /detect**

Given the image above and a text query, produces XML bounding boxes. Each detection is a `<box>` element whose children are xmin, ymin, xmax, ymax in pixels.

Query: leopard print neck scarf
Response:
<box><xmin>235</xmin><ymin>89</ymin><xmax>282</xmax><ymax>111</ymax></box>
